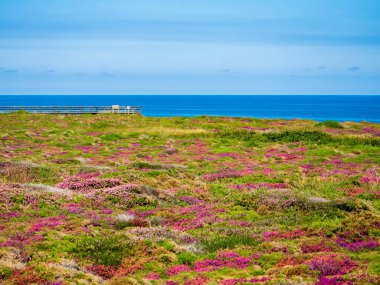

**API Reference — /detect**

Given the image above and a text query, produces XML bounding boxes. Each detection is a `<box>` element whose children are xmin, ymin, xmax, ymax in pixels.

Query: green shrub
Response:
<box><xmin>216</xmin><ymin>130</ymin><xmax>258</xmax><ymax>141</ymax></box>
<box><xmin>158</xmin><ymin>240</ymin><xmax>175</xmax><ymax>251</ymax></box>
<box><xmin>263</xmin><ymin>130</ymin><xmax>332</xmax><ymax>144</ymax></box>
<box><xmin>12</xmin><ymin>110</ymin><xmax>29</xmax><ymax>114</ymax></box>
<box><xmin>115</xmin><ymin>220</ymin><xmax>130</xmax><ymax>230</ymax></box>
<box><xmin>202</xmin><ymin>234</ymin><xmax>258</xmax><ymax>252</ymax></box>
<box><xmin>72</xmin><ymin>234</ymin><xmax>135</xmax><ymax>266</ymax></box>
<box><xmin>262</xmin><ymin>130</ymin><xmax>380</xmax><ymax>147</ymax></box>
<box><xmin>177</xmin><ymin>252</ymin><xmax>197</xmax><ymax>265</ymax></box>
<box><xmin>337</xmin><ymin>137</ymin><xmax>380</xmax><ymax>147</ymax></box>
<box><xmin>315</xmin><ymin>121</ymin><xmax>344</xmax><ymax>129</ymax></box>
<box><xmin>132</xmin><ymin>162</ymin><xmax>163</xmax><ymax>170</ymax></box>
<box><xmin>257</xmin><ymin>252</ymin><xmax>283</xmax><ymax>269</ymax></box>
<box><xmin>0</xmin><ymin>266</ymin><xmax>13</xmax><ymax>279</ymax></box>
<box><xmin>369</xmin><ymin>252</ymin><xmax>380</xmax><ymax>275</ymax></box>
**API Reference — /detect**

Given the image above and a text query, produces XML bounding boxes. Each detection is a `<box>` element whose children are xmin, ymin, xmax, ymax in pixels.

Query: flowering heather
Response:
<box><xmin>306</xmin><ymin>254</ymin><xmax>357</xmax><ymax>276</ymax></box>
<box><xmin>1</xmin><ymin>115</ymin><xmax>379</xmax><ymax>284</ymax></box>
<box><xmin>76</xmin><ymin>145</ymin><xmax>101</xmax><ymax>154</ymax></box>
<box><xmin>361</xmin><ymin>127</ymin><xmax>380</xmax><ymax>137</ymax></box>
<box><xmin>216</xmin><ymin>152</ymin><xmax>241</xmax><ymax>159</ymax></box>
<box><xmin>204</xmin><ymin>168</ymin><xmax>252</xmax><ymax>181</ymax></box>
<box><xmin>359</xmin><ymin>167</ymin><xmax>380</xmax><ymax>184</ymax></box>
<box><xmin>87</xmin><ymin>265</ymin><xmax>117</xmax><ymax>279</ymax></box>
<box><xmin>262</xmin><ymin>229</ymin><xmax>306</xmax><ymax>241</ymax></box>
<box><xmin>166</xmin><ymin>264</ymin><xmax>191</xmax><ymax>276</ymax></box>
<box><xmin>194</xmin><ymin>251</ymin><xmax>251</xmax><ymax>272</ymax></box>
<box><xmin>146</xmin><ymin>272</ymin><xmax>161</xmax><ymax>280</ymax></box>
<box><xmin>29</xmin><ymin>216</ymin><xmax>66</xmax><ymax>232</ymax></box>
<box><xmin>220</xmin><ymin>277</ymin><xmax>271</xmax><ymax>285</ymax></box>
<box><xmin>63</xmin><ymin>203</ymin><xmax>83</xmax><ymax>214</ymax></box>
<box><xmin>180</xmin><ymin>195</ymin><xmax>204</xmax><ymax>205</ymax></box>
<box><xmin>183</xmin><ymin>276</ymin><xmax>209</xmax><ymax>285</ymax></box>
<box><xmin>168</xmin><ymin>202</ymin><xmax>225</xmax><ymax>230</ymax></box>
<box><xmin>264</xmin><ymin>146</ymin><xmax>306</xmax><ymax>161</ymax></box>
<box><xmin>337</xmin><ymin>239</ymin><xmax>380</xmax><ymax>252</ymax></box>
<box><xmin>57</xmin><ymin>176</ymin><xmax>121</xmax><ymax>191</ymax></box>
<box><xmin>0</xmin><ymin>215</ymin><xmax>65</xmax><ymax>248</ymax></box>
<box><xmin>315</xmin><ymin>277</ymin><xmax>349</xmax><ymax>285</ymax></box>
<box><xmin>300</xmin><ymin>240</ymin><xmax>335</xmax><ymax>253</ymax></box>
<box><xmin>86</xmin><ymin>184</ymin><xmax>141</xmax><ymax>202</ymax></box>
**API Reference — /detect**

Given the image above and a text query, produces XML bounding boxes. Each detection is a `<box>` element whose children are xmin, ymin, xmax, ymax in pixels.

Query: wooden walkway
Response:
<box><xmin>0</xmin><ymin>106</ymin><xmax>142</xmax><ymax>115</ymax></box>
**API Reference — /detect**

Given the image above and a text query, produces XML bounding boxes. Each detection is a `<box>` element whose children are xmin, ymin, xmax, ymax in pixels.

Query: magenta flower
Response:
<box><xmin>63</xmin><ymin>203</ymin><xmax>83</xmax><ymax>214</ymax></box>
<box><xmin>306</xmin><ymin>254</ymin><xmax>357</xmax><ymax>276</ymax></box>
<box><xmin>57</xmin><ymin>176</ymin><xmax>121</xmax><ymax>192</ymax></box>
<box><xmin>337</xmin><ymin>238</ymin><xmax>379</xmax><ymax>252</ymax></box>
<box><xmin>194</xmin><ymin>251</ymin><xmax>250</xmax><ymax>273</ymax></box>
<box><xmin>165</xmin><ymin>264</ymin><xmax>191</xmax><ymax>276</ymax></box>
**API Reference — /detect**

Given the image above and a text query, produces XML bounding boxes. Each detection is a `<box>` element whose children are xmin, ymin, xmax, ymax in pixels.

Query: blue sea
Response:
<box><xmin>0</xmin><ymin>95</ymin><xmax>379</xmax><ymax>123</ymax></box>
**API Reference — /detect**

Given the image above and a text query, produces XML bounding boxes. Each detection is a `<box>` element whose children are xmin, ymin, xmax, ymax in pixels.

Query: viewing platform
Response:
<box><xmin>0</xmin><ymin>105</ymin><xmax>142</xmax><ymax>115</ymax></box>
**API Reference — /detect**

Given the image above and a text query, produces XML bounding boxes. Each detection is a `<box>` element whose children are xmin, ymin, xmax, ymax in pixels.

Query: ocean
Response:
<box><xmin>0</xmin><ymin>95</ymin><xmax>379</xmax><ymax>123</ymax></box>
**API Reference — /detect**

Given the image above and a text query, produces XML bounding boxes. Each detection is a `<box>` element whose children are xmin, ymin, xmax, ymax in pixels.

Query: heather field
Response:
<box><xmin>0</xmin><ymin>114</ymin><xmax>380</xmax><ymax>285</ymax></box>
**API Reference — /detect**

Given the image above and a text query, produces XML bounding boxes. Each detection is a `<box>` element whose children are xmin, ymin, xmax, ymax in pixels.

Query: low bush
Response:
<box><xmin>177</xmin><ymin>252</ymin><xmax>197</xmax><ymax>265</ymax></box>
<box><xmin>315</xmin><ymin>121</ymin><xmax>344</xmax><ymax>129</ymax></box>
<box><xmin>263</xmin><ymin>131</ymin><xmax>333</xmax><ymax>144</ymax></box>
<box><xmin>202</xmin><ymin>234</ymin><xmax>258</xmax><ymax>252</ymax></box>
<box><xmin>257</xmin><ymin>252</ymin><xmax>284</xmax><ymax>269</ymax></box>
<box><xmin>132</xmin><ymin>162</ymin><xmax>164</xmax><ymax>170</ymax></box>
<box><xmin>0</xmin><ymin>266</ymin><xmax>13</xmax><ymax>279</ymax></box>
<box><xmin>72</xmin><ymin>234</ymin><xmax>135</xmax><ymax>266</ymax></box>
<box><xmin>216</xmin><ymin>130</ymin><xmax>257</xmax><ymax>141</ymax></box>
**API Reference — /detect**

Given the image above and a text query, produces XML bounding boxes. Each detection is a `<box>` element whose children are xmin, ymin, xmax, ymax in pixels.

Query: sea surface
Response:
<box><xmin>0</xmin><ymin>95</ymin><xmax>379</xmax><ymax>123</ymax></box>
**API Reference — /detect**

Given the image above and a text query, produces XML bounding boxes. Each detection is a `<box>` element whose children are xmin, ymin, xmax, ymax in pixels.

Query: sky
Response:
<box><xmin>0</xmin><ymin>0</ymin><xmax>380</xmax><ymax>95</ymax></box>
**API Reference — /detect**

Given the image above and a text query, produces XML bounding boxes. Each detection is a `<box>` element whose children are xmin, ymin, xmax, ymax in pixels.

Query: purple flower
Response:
<box><xmin>337</xmin><ymin>238</ymin><xmax>379</xmax><ymax>252</ymax></box>
<box><xmin>194</xmin><ymin>251</ymin><xmax>251</xmax><ymax>272</ymax></box>
<box><xmin>306</xmin><ymin>254</ymin><xmax>357</xmax><ymax>276</ymax></box>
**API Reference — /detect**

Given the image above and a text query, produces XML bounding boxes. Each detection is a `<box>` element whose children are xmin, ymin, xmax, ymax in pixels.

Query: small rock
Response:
<box><xmin>115</xmin><ymin>214</ymin><xmax>136</xmax><ymax>222</ymax></box>
<box><xmin>308</xmin><ymin>196</ymin><xmax>331</xmax><ymax>203</ymax></box>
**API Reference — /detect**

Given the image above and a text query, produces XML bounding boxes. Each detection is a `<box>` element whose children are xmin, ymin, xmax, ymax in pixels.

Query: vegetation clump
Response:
<box><xmin>72</xmin><ymin>234</ymin><xmax>135</xmax><ymax>266</ymax></box>
<box><xmin>316</xmin><ymin>120</ymin><xmax>344</xmax><ymax>129</ymax></box>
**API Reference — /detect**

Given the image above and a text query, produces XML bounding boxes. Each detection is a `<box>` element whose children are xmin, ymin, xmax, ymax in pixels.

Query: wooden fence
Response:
<box><xmin>0</xmin><ymin>106</ymin><xmax>142</xmax><ymax>115</ymax></box>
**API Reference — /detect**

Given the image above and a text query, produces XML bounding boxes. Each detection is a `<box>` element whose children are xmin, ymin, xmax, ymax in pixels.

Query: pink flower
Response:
<box><xmin>194</xmin><ymin>251</ymin><xmax>251</xmax><ymax>273</ymax></box>
<box><xmin>100</xmin><ymin>208</ymin><xmax>114</xmax><ymax>214</ymax></box>
<box><xmin>337</xmin><ymin>238</ymin><xmax>379</xmax><ymax>252</ymax></box>
<box><xmin>146</xmin><ymin>272</ymin><xmax>161</xmax><ymax>280</ymax></box>
<box><xmin>230</xmin><ymin>182</ymin><xmax>286</xmax><ymax>191</ymax></box>
<box><xmin>204</xmin><ymin>168</ymin><xmax>253</xmax><ymax>181</ymax></box>
<box><xmin>63</xmin><ymin>203</ymin><xmax>83</xmax><ymax>214</ymax></box>
<box><xmin>184</xmin><ymin>276</ymin><xmax>208</xmax><ymax>285</ymax></box>
<box><xmin>306</xmin><ymin>254</ymin><xmax>357</xmax><ymax>276</ymax></box>
<box><xmin>57</xmin><ymin>176</ymin><xmax>121</xmax><ymax>192</ymax></box>
<box><xmin>165</xmin><ymin>264</ymin><xmax>191</xmax><ymax>276</ymax></box>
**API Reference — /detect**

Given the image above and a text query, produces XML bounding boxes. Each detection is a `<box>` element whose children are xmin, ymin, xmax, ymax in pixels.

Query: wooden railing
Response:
<box><xmin>0</xmin><ymin>106</ymin><xmax>142</xmax><ymax>115</ymax></box>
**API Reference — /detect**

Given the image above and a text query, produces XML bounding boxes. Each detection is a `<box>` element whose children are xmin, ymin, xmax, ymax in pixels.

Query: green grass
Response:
<box><xmin>201</xmin><ymin>234</ymin><xmax>259</xmax><ymax>252</ymax></box>
<box><xmin>72</xmin><ymin>234</ymin><xmax>135</xmax><ymax>266</ymax></box>
<box><xmin>315</xmin><ymin>121</ymin><xmax>344</xmax><ymax>129</ymax></box>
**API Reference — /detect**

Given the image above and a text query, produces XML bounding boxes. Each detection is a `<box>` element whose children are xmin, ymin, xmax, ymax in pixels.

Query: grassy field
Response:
<box><xmin>0</xmin><ymin>113</ymin><xmax>379</xmax><ymax>285</ymax></box>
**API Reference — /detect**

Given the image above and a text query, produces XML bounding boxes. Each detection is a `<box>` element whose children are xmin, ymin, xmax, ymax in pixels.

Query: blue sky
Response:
<box><xmin>0</xmin><ymin>0</ymin><xmax>380</xmax><ymax>95</ymax></box>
